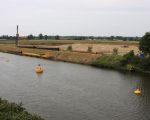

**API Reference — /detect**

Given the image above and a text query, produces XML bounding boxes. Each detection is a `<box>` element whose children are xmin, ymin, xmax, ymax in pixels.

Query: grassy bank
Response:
<box><xmin>0</xmin><ymin>98</ymin><xmax>44</xmax><ymax>120</ymax></box>
<box><xmin>91</xmin><ymin>52</ymin><xmax>150</xmax><ymax>74</ymax></box>
<box><xmin>91</xmin><ymin>54</ymin><xmax>123</xmax><ymax>69</ymax></box>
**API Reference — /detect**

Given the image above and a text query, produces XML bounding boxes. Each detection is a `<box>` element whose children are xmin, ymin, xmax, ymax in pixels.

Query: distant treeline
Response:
<box><xmin>0</xmin><ymin>34</ymin><xmax>141</xmax><ymax>41</ymax></box>
<box><xmin>0</xmin><ymin>35</ymin><xmax>16</xmax><ymax>40</ymax></box>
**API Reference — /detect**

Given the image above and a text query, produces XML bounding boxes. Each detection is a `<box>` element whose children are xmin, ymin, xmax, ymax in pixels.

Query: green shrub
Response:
<box><xmin>0</xmin><ymin>98</ymin><xmax>44</xmax><ymax>120</ymax></box>
<box><xmin>113</xmin><ymin>48</ymin><xmax>118</xmax><ymax>55</ymax></box>
<box><xmin>88</xmin><ymin>46</ymin><xmax>92</xmax><ymax>52</ymax></box>
<box><xmin>120</xmin><ymin>50</ymin><xmax>139</xmax><ymax>66</ymax></box>
<box><xmin>67</xmin><ymin>45</ymin><xmax>72</xmax><ymax>51</ymax></box>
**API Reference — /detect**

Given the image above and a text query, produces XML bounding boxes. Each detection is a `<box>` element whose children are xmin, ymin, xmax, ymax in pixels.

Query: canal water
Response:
<box><xmin>0</xmin><ymin>52</ymin><xmax>150</xmax><ymax>120</ymax></box>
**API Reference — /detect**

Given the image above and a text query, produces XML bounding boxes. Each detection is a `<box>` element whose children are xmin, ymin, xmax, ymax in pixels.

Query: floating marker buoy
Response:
<box><xmin>35</xmin><ymin>64</ymin><xmax>43</xmax><ymax>73</ymax></box>
<box><xmin>134</xmin><ymin>89</ymin><xmax>141</xmax><ymax>95</ymax></box>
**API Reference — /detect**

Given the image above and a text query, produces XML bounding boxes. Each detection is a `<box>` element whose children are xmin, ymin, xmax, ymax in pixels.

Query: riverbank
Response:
<box><xmin>0</xmin><ymin>43</ymin><xmax>149</xmax><ymax>74</ymax></box>
<box><xmin>0</xmin><ymin>98</ymin><xmax>44</xmax><ymax>120</ymax></box>
<box><xmin>0</xmin><ymin>44</ymin><xmax>100</xmax><ymax>64</ymax></box>
<box><xmin>92</xmin><ymin>54</ymin><xmax>150</xmax><ymax>75</ymax></box>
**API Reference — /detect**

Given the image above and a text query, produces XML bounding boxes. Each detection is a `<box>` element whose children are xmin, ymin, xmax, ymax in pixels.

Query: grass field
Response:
<box><xmin>0</xmin><ymin>39</ymin><xmax>139</xmax><ymax>46</ymax></box>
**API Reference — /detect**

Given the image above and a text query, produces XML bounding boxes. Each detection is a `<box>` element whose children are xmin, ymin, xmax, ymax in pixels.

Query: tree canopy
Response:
<box><xmin>39</xmin><ymin>33</ymin><xmax>43</xmax><ymax>40</ymax></box>
<box><xmin>55</xmin><ymin>35</ymin><xmax>60</xmax><ymax>40</ymax></box>
<box><xmin>27</xmin><ymin>34</ymin><xmax>34</xmax><ymax>40</ymax></box>
<box><xmin>139</xmin><ymin>32</ymin><xmax>150</xmax><ymax>55</ymax></box>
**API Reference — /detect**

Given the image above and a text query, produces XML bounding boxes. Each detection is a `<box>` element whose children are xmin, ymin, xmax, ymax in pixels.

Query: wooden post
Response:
<box><xmin>16</xmin><ymin>25</ymin><xmax>19</xmax><ymax>46</ymax></box>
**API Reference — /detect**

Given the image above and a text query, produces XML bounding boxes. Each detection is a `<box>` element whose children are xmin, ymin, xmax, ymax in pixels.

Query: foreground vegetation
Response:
<box><xmin>0</xmin><ymin>98</ymin><xmax>44</xmax><ymax>120</ymax></box>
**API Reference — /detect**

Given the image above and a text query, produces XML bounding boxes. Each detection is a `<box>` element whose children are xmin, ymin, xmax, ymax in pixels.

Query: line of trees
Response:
<box><xmin>27</xmin><ymin>34</ymin><xmax>60</xmax><ymax>40</ymax></box>
<box><xmin>0</xmin><ymin>34</ymin><xmax>141</xmax><ymax>41</ymax></box>
<box><xmin>0</xmin><ymin>35</ymin><xmax>16</xmax><ymax>40</ymax></box>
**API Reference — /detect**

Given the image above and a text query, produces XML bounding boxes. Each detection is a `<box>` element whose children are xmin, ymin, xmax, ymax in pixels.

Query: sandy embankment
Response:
<box><xmin>0</xmin><ymin>44</ymin><xmax>100</xmax><ymax>64</ymax></box>
<box><xmin>0</xmin><ymin>43</ymin><xmax>139</xmax><ymax>64</ymax></box>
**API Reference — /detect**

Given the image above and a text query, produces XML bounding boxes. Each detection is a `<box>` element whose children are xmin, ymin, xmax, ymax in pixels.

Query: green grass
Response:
<box><xmin>0</xmin><ymin>98</ymin><xmax>44</xmax><ymax>120</ymax></box>
<box><xmin>92</xmin><ymin>55</ymin><xmax>123</xmax><ymax>69</ymax></box>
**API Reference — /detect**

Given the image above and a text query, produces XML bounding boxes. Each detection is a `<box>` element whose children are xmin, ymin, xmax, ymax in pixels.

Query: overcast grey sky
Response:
<box><xmin>0</xmin><ymin>0</ymin><xmax>150</xmax><ymax>36</ymax></box>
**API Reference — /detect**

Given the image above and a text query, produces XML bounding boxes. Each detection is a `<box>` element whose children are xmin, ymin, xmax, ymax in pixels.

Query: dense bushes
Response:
<box><xmin>120</xmin><ymin>50</ymin><xmax>150</xmax><ymax>71</ymax></box>
<box><xmin>120</xmin><ymin>50</ymin><xmax>140</xmax><ymax>66</ymax></box>
<box><xmin>0</xmin><ymin>98</ymin><xmax>44</xmax><ymax>120</ymax></box>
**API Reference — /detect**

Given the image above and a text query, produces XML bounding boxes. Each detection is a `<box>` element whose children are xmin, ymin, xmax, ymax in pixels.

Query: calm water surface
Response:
<box><xmin>0</xmin><ymin>52</ymin><xmax>150</xmax><ymax>120</ymax></box>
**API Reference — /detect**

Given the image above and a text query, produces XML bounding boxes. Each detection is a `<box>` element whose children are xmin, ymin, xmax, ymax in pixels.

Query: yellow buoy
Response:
<box><xmin>35</xmin><ymin>64</ymin><xmax>43</xmax><ymax>73</ymax></box>
<box><xmin>134</xmin><ymin>89</ymin><xmax>141</xmax><ymax>95</ymax></box>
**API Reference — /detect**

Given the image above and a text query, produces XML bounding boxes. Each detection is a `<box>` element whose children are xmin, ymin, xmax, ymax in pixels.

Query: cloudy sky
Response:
<box><xmin>0</xmin><ymin>0</ymin><xmax>150</xmax><ymax>36</ymax></box>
